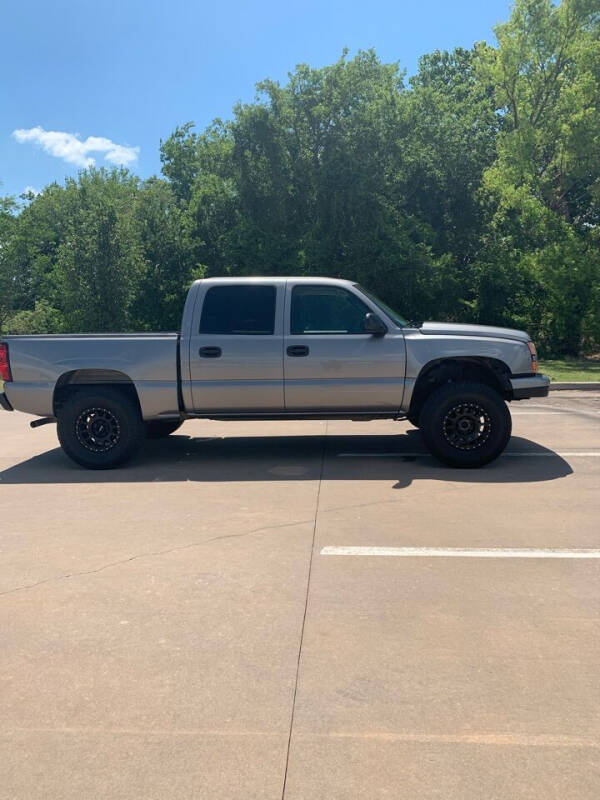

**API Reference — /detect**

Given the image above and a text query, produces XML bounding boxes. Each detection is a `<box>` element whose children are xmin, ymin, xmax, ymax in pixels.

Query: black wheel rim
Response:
<box><xmin>76</xmin><ymin>407</ymin><xmax>121</xmax><ymax>453</ymax></box>
<box><xmin>443</xmin><ymin>402</ymin><xmax>491</xmax><ymax>451</ymax></box>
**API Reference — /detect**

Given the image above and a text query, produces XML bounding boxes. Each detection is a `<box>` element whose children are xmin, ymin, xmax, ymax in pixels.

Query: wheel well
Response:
<box><xmin>53</xmin><ymin>370</ymin><xmax>141</xmax><ymax>417</ymax></box>
<box><xmin>409</xmin><ymin>358</ymin><xmax>511</xmax><ymax>420</ymax></box>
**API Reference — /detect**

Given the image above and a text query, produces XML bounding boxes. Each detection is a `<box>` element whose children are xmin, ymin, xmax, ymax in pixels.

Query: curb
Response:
<box><xmin>549</xmin><ymin>382</ymin><xmax>600</xmax><ymax>391</ymax></box>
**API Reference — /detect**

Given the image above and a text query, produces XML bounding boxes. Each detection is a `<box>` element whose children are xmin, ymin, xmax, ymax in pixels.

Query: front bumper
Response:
<box><xmin>0</xmin><ymin>391</ymin><xmax>14</xmax><ymax>411</ymax></box>
<box><xmin>510</xmin><ymin>373</ymin><xmax>550</xmax><ymax>399</ymax></box>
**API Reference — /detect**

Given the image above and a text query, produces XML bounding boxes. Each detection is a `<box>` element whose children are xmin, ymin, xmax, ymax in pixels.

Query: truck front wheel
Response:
<box><xmin>57</xmin><ymin>388</ymin><xmax>145</xmax><ymax>469</ymax></box>
<box><xmin>419</xmin><ymin>381</ymin><xmax>511</xmax><ymax>468</ymax></box>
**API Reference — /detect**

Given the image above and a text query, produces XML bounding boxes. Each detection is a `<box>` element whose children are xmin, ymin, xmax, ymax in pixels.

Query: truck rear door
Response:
<box><xmin>188</xmin><ymin>282</ymin><xmax>284</xmax><ymax>412</ymax></box>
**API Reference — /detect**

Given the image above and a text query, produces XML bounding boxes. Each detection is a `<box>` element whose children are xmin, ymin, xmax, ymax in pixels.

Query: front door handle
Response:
<box><xmin>287</xmin><ymin>345</ymin><xmax>309</xmax><ymax>357</ymax></box>
<box><xmin>199</xmin><ymin>346</ymin><xmax>222</xmax><ymax>358</ymax></box>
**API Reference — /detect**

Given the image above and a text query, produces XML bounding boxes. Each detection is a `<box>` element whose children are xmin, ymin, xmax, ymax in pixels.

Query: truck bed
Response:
<box><xmin>3</xmin><ymin>332</ymin><xmax>181</xmax><ymax>420</ymax></box>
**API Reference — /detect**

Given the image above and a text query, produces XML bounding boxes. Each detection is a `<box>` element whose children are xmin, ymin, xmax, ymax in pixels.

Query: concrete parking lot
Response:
<box><xmin>1</xmin><ymin>392</ymin><xmax>599</xmax><ymax>799</ymax></box>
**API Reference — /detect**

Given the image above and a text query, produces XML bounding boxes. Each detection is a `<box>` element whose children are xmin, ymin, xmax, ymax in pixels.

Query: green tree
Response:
<box><xmin>0</xmin><ymin>194</ymin><xmax>18</xmax><ymax>330</ymax></box>
<box><xmin>50</xmin><ymin>169</ymin><xmax>144</xmax><ymax>332</ymax></box>
<box><xmin>5</xmin><ymin>300</ymin><xmax>64</xmax><ymax>335</ymax></box>
<box><xmin>3</xmin><ymin>1</ymin><xmax>599</xmax><ymax>354</ymax></box>
<box><xmin>2</xmin><ymin>184</ymin><xmax>71</xmax><ymax>321</ymax></box>
<box><xmin>475</xmin><ymin>0</ymin><xmax>600</xmax><ymax>353</ymax></box>
<box><xmin>162</xmin><ymin>51</ymin><xmax>451</xmax><ymax>319</ymax></box>
<box><xmin>132</xmin><ymin>177</ymin><xmax>201</xmax><ymax>331</ymax></box>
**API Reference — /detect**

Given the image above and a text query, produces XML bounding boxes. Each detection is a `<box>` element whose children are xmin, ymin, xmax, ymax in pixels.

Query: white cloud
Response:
<box><xmin>12</xmin><ymin>126</ymin><xmax>140</xmax><ymax>168</ymax></box>
<box><xmin>22</xmin><ymin>186</ymin><xmax>41</xmax><ymax>196</ymax></box>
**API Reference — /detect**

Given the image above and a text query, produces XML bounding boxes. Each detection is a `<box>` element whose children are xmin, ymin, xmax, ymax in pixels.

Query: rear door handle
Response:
<box><xmin>199</xmin><ymin>346</ymin><xmax>222</xmax><ymax>358</ymax></box>
<box><xmin>287</xmin><ymin>345</ymin><xmax>309</xmax><ymax>357</ymax></box>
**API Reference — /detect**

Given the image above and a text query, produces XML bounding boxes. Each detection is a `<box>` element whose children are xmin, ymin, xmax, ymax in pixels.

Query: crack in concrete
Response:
<box><xmin>319</xmin><ymin>484</ymin><xmax>462</xmax><ymax>516</ymax></box>
<box><xmin>281</xmin><ymin>422</ymin><xmax>327</xmax><ymax>799</ymax></box>
<box><xmin>0</xmin><ymin>517</ymin><xmax>313</xmax><ymax>598</ymax></box>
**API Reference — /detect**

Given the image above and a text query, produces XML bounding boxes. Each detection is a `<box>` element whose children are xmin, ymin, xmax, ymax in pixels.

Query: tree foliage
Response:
<box><xmin>2</xmin><ymin>0</ymin><xmax>599</xmax><ymax>354</ymax></box>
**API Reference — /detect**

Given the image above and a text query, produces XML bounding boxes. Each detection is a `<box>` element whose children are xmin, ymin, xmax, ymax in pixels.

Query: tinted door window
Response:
<box><xmin>291</xmin><ymin>286</ymin><xmax>369</xmax><ymax>335</ymax></box>
<box><xmin>200</xmin><ymin>285</ymin><xmax>276</xmax><ymax>335</ymax></box>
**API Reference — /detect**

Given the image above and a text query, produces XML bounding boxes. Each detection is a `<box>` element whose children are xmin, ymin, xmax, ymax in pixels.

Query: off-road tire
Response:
<box><xmin>419</xmin><ymin>381</ymin><xmax>511</xmax><ymax>468</ymax></box>
<box><xmin>145</xmin><ymin>420</ymin><xmax>183</xmax><ymax>439</ymax></box>
<box><xmin>57</xmin><ymin>388</ymin><xmax>145</xmax><ymax>470</ymax></box>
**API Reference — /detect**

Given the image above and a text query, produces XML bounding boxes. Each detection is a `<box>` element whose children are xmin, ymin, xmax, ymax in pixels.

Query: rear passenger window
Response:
<box><xmin>200</xmin><ymin>285</ymin><xmax>276</xmax><ymax>335</ymax></box>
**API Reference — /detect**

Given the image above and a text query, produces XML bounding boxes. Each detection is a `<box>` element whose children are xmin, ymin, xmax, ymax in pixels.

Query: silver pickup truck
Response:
<box><xmin>0</xmin><ymin>277</ymin><xmax>549</xmax><ymax>469</ymax></box>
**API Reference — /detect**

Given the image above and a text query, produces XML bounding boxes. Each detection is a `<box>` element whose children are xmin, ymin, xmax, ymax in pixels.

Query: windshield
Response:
<box><xmin>356</xmin><ymin>285</ymin><xmax>408</xmax><ymax>327</ymax></box>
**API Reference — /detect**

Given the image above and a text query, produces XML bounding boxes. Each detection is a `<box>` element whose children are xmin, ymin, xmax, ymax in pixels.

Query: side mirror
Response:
<box><xmin>364</xmin><ymin>312</ymin><xmax>387</xmax><ymax>336</ymax></box>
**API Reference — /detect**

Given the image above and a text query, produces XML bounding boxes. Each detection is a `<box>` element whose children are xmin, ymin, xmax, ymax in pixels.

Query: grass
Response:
<box><xmin>539</xmin><ymin>359</ymin><xmax>600</xmax><ymax>382</ymax></box>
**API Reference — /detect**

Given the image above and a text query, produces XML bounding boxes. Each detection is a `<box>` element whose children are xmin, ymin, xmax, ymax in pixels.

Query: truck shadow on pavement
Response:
<box><xmin>0</xmin><ymin>431</ymin><xmax>573</xmax><ymax>488</ymax></box>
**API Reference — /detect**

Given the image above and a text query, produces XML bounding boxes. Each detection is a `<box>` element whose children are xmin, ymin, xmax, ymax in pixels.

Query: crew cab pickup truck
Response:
<box><xmin>0</xmin><ymin>277</ymin><xmax>549</xmax><ymax>469</ymax></box>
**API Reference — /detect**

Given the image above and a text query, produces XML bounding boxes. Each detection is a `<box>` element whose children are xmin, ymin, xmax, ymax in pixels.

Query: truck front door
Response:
<box><xmin>283</xmin><ymin>283</ymin><xmax>406</xmax><ymax>411</ymax></box>
<box><xmin>189</xmin><ymin>282</ymin><xmax>284</xmax><ymax>412</ymax></box>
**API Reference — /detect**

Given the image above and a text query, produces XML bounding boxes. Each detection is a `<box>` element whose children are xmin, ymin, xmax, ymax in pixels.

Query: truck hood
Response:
<box><xmin>420</xmin><ymin>321</ymin><xmax>530</xmax><ymax>343</ymax></box>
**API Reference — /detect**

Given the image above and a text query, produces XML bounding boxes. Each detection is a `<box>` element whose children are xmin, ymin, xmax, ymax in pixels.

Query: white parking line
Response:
<box><xmin>321</xmin><ymin>546</ymin><xmax>600</xmax><ymax>559</ymax></box>
<box><xmin>336</xmin><ymin>451</ymin><xmax>600</xmax><ymax>458</ymax></box>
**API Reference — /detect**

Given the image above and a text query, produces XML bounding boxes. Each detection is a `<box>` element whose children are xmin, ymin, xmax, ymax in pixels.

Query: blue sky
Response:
<box><xmin>2</xmin><ymin>0</ymin><xmax>512</xmax><ymax>198</ymax></box>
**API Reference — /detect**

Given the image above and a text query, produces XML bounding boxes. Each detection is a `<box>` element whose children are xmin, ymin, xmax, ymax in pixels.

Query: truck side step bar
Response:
<box><xmin>30</xmin><ymin>417</ymin><xmax>57</xmax><ymax>428</ymax></box>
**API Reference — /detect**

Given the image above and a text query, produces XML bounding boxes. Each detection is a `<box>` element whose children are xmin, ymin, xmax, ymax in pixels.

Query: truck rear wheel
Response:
<box><xmin>419</xmin><ymin>381</ymin><xmax>511</xmax><ymax>468</ymax></box>
<box><xmin>57</xmin><ymin>388</ymin><xmax>145</xmax><ymax>469</ymax></box>
<box><xmin>145</xmin><ymin>420</ymin><xmax>183</xmax><ymax>439</ymax></box>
